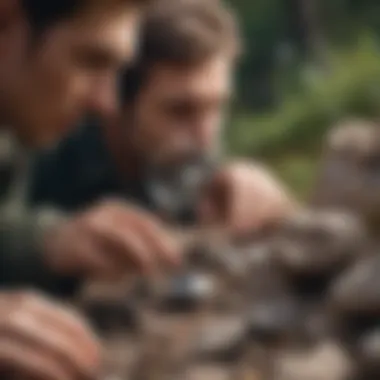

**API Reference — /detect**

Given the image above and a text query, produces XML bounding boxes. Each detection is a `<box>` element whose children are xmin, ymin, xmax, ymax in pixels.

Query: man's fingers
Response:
<box><xmin>86</xmin><ymin>215</ymin><xmax>155</xmax><ymax>275</ymax></box>
<box><xmin>86</xmin><ymin>204</ymin><xmax>181</xmax><ymax>273</ymax></box>
<box><xmin>1</xmin><ymin>303</ymin><xmax>100</xmax><ymax>379</ymax></box>
<box><xmin>230</xmin><ymin>174</ymin><xmax>263</xmax><ymax>234</ymax></box>
<box><xmin>71</xmin><ymin>232</ymin><xmax>125</xmax><ymax>280</ymax></box>
<box><xmin>15</xmin><ymin>293</ymin><xmax>100</xmax><ymax>354</ymax></box>
<box><xmin>70</xmin><ymin>201</ymin><xmax>184</xmax><ymax>278</ymax></box>
<box><xmin>0</xmin><ymin>292</ymin><xmax>101</xmax><ymax>380</ymax></box>
<box><xmin>1</xmin><ymin>318</ymin><xmax>98</xmax><ymax>380</ymax></box>
<box><xmin>105</xmin><ymin>225</ymin><xmax>155</xmax><ymax>275</ymax></box>
<box><xmin>198</xmin><ymin>170</ymin><xmax>231</xmax><ymax>225</ymax></box>
<box><xmin>0</xmin><ymin>339</ymin><xmax>72</xmax><ymax>380</ymax></box>
<box><xmin>130</xmin><ymin>212</ymin><xmax>181</xmax><ymax>268</ymax></box>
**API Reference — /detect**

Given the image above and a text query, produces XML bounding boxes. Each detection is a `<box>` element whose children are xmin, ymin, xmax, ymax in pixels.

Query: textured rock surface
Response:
<box><xmin>71</xmin><ymin>209</ymin><xmax>380</xmax><ymax>380</ymax></box>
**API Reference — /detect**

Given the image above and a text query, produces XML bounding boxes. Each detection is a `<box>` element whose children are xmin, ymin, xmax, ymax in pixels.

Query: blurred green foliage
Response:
<box><xmin>229</xmin><ymin>37</ymin><xmax>380</xmax><ymax>158</ymax></box>
<box><xmin>227</xmin><ymin>0</ymin><xmax>380</xmax><ymax>197</ymax></box>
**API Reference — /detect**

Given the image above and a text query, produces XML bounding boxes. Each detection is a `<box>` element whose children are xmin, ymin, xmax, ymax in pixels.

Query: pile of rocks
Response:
<box><xmin>72</xmin><ymin>207</ymin><xmax>380</xmax><ymax>380</ymax></box>
<box><xmin>75</xmin><ymin>120</ymin><xmax>380</xmax><ymax>380</ymax></box>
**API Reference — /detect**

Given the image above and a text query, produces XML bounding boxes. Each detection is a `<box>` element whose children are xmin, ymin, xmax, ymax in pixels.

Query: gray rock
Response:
<box><xmin>193</xmin><ymin>315</ymin><xmax>248</xmax><ymax>362</ymax></box>
<box><xmin>357</xmin><ymin>329</ymin><xmax>380</xmax><ymax>372</ymax></box>
<box><xmin>311</xmin><ymin>120</ymin><xmax>380</xmax><ymax>234</ymax></box>
<box><xmin>330</xmin><ymin>255</ymin><xmax>380</xmax><ymax>316</ymax></box>
<box><xmin>185</xmin><ymin>364</ymin><xmax>232</xmax><ymax>380</ymax></box>
<box><xmin>156</xmin><ymin>272</ymin><xmax>218</xmax><ymax>313</ymax></box>
<box><xmin>272</xmin><ymin>209</ymin><xmax>366</xmax><ymax>276</ymax></box>
<box><xmin>248</xmin><ymin>297</ymin><xmax>300</xmax><ymax>345</ymax></box>
<box><xmin>274</xmin><ymin>341</ymin><xmax>353</xmax><ymax>380</ymax></box>
<box><xmin>78</xmin><ymin>281</ymin><xmax>140</xmax><ymax>333</ymax></box>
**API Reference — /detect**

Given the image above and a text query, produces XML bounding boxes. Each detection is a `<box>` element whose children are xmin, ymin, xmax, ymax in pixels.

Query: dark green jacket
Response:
<box><xmin>28</xmin><ymin>123</ymin><xmax>152</xmax><ymax>213</ymax></box>
<box><xmin>28</xmin><ymin>122</ymin><xmax>201</xmax><ymax>221</ymax></box>
<box><xmin>0</xmin><ymin>131</ymin><xmax>77</xmax><ymax>296</ymax></box>
<box><xmin>18</xmin><ymin>122</ymin><xmax>210</xmax><ymax>296</ymax></box>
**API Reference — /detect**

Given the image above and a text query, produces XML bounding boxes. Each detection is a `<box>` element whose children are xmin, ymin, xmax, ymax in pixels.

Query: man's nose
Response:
<box><xmin>87</xmin><ymin>77</ymin><xmax>118</xmax><ymax>118</ymax></box>
<box><xmin>192</xmin><ymin>118</ymin><xmax>218</xmax><ymax>151</ymax></box>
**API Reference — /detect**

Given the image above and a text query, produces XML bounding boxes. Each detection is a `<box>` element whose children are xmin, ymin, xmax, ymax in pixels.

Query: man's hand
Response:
<box><xmin>0</xmin><ymin>291</ymin><xmax>100</xmax><ymax>380</ymax></box>
<box><xmin>44</xmin><ymin>200</ymin><xmax>180</xmax><ymax>280</ymax></box>
<box><xmin>197</xmin><ymin>161</ymin><xmax>296</xmax><ymax>238</ymax></box>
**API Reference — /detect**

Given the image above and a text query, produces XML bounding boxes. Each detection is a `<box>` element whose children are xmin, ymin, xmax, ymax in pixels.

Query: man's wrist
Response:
<box><xmin>0</xmin><ymin>208</ymin><xmax>81</xmax><ymax>297</ymax></box>
<box><xmin>34</xmin><ymin>209</ymin><xmax>82</xmax><ymax>296</ymax></box>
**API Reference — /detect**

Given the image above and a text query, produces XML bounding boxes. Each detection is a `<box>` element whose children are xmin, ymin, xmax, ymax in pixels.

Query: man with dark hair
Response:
<box><xmin>27</xmin><ymin>0</ymin><xmax>295</xmax><ymax>292</ymax></box>
<box><xmin>1</xmin><ymin>0</ymin><xmax>180</xmax><ymax>295</ymax></box>
<box><xmin>31</xmin><ymin>0</ymin><xmax>243</xmax><ymax>219</ymax></box>
<box><xmin>0</xmin><ymin>1</ymin><xmax>154</xmax><ymax>378</ymax></box>
<box><xmin>1</xmin><ymin>0</ymin><xmax>146</xmax><ymax>147</ymax></box>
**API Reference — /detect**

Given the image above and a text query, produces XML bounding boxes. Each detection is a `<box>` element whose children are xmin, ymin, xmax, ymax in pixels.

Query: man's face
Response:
<box><xmin>0</xmin><ymin>1</ymin><xmax>140</xmax><ymax>147</ymax></box>
<box><xmin>131</xmin><ymin>56</ymin><xmax>233</xmax><ymax>169</ymax></box>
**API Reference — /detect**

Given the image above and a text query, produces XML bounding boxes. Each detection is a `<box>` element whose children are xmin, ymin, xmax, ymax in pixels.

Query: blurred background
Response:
<box><xmin>226</xmin><ymin>0</ymin><xmax>380</xmax><ymax>198</ymax></box>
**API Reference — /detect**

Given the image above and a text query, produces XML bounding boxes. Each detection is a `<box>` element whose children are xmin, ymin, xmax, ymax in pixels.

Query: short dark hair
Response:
<box><xmin>20</xmin><ymin>0</ymin><xmax>149</xmax><ymax>33</ymax></box>
<box><xmin>120</xmin><ymin>0</ymin><xmax>241</xmax><ymax>102</ymax></box>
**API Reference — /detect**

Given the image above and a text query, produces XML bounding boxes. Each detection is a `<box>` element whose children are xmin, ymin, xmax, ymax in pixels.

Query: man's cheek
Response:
<box><xmin>200</xmin><ymin>121</ymin><xmax>222</xmax><ymax>153</ymax></box>
<box><xmin>154</xmin><ymin>139</ymin><xmax>179</xmax><ymax>164</ymax></box>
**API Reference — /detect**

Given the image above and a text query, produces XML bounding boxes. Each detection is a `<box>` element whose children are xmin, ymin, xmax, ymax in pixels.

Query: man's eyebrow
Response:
<box><xmin>78</xmin><ymin>43</ymin><xmax>127</xmax><ymax>67</ymax></box>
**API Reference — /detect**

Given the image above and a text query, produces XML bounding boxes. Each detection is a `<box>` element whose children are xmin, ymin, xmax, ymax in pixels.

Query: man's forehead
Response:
<box><xmin>47</xmin><ymin>8</ymin><xmax>139</xmax><ymax>60</ymax></box>
<box><xmin>147</xmin><ymin>57</ymin><xmax>234</xmax><ymax>97</ymax></box>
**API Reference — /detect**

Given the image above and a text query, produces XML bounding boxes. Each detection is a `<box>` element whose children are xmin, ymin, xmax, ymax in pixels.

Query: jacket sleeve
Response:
<box><xmin>0</xmin><ymin>206</ymin><xmax>81</xmax><ymax>297</ymax></box>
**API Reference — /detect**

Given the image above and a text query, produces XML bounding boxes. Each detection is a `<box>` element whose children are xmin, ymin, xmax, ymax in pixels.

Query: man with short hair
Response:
<box><xmin>0</xmin><ymin>0</ymin><xmax>144</xmax><ymax>147</ymax></box>
<box><xmin>0</xmin><ymin>1</ymin><xmax>149</xmax><ymax>378</ymax></box>
<box><xmin>28</xmin><ymin>0</ymin><xmax>294</xmax><ymax>293</ymax></box>
<box><xmin>1</xmin><ymin>0</ymin><xmax>181</xmax><ymax>295</ymax></box>
<box><xmin>31</xmin><ymin>0</ymin><xmax>242</xmax><ymax>220</ymax></box>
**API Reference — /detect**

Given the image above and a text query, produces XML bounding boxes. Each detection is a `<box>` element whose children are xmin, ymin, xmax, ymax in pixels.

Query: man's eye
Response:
<box><xmin>75</xmin><ymin>51</ymin><xmax>113</xmax><ymax>71</ymax></box>
<box><xmin>167</xmin><ymin>103</ymin><xmax>194</xmax><ymax>118</ymax></box>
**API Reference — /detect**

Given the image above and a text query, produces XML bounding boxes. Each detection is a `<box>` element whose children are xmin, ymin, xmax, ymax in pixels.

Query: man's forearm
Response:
<box><xmin>0</xmin><ymin>208</ymin><xmax>80</xmax><ymax>296</ymax></box>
